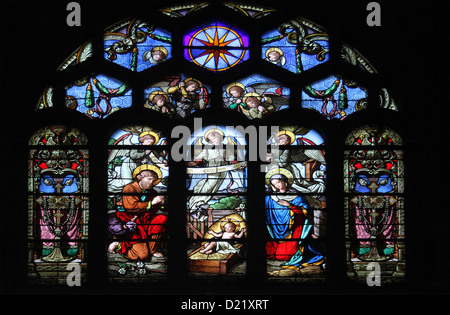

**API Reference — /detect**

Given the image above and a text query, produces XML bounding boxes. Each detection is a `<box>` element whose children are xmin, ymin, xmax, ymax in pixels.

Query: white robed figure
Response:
<box><xmin>187</xmin><ymin>127</ymin><xmax>246</xmax><ymax>221</ymax></box>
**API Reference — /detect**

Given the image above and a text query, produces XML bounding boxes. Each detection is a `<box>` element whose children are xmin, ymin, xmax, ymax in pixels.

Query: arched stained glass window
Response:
<box><xmin>183</xmin><ymin>21</ymin><xmax>250</xmax><ymax>72</ymax></box>
<box><xmin>16</xmin><ymin>1</ymin><xmax>414</xmax><ymax>293</ymax></box>
<box><xmin>186</xmin><ymin>124</ymin><xmax>248</xmax><ymax>278</ymax></box>
<box><xmin>107</xmin><ymin>126</ymin><xmax>169</xmax><ymax>282</ymax></box>
<box><xmin>344</xmin><ymin>125</ymin><xmax>405</xmax><ymax>282</ymax></box>
<box><xmin>27</xmin><ymin>125</ymin><xmax>89</xmax><ymax>285</ymax></box>
<box><xmin>264</xmin><ymin>126</ymin><xmax>326</xmax><ymax>281</ymax></box>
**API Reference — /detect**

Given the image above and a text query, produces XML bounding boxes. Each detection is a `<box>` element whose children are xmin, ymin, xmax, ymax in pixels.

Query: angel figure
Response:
<box><xmin>187</xmin><ymin>127</ymin><xmax>246</xmax><ymax>221</ymax></box>
<box><xmin>167</xmin><ymin>77</ymin><xmax>209</xmax><ymax>118</ymax></box>
<box><xmin>108</xmin><ymin>127</ymin><xmax>168</xmax><ymax>193</ymax></box>
<box><xmin>144</xmin><ymin>90</ymin><xmax>177</xmax><ymax>117</ymax></box>
<box><xmin>265</xmin><ymin>47</ymin><xmax>286</xmax><ymax>67</ymax></box>
<box><xmin>143</xmin><ymin>46</ymin><xmax>168</xmax><ymax>65</ymax></box>
<box><xmin>223</xmin><ymin>80</ymin><xmax>289</xmax><ymax>119</ymax></box>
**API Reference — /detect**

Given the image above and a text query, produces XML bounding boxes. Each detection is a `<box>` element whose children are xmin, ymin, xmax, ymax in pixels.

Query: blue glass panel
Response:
<box><xmin>302</xmin><ymin>75</ymin><xmax>367</xmax><ymax>120</ymax></box>
<box><xmin>65</xmin><ymin>74</ymin><xmax>132</xmax><ymax>119</ymax></box>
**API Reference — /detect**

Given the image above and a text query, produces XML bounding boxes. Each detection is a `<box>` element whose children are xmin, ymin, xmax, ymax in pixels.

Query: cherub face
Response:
<box><xmin>246</xmin><ymin>97</ymin><xmax>260</xmax><ymax>108</ymax></box>
<box><xmin>268</xmin><ymin>51</ymin><xmax>280</xmax><ymax>61</ymax></box>
<box><xmin>230</xmin><ymin>86</ymin><xmax>243</xmax><ymax>97</ymax></box>
<box><xmin>152</xmin><ymin>51</ymin><xmax>165</xmax><ymax>61</ymax></box>
<box><xmin>141</xmin><ymin>135</ymin><xmax>155</xmax><ymax>145</ymax></box>
<box><xmin>153</xmin><ymin>95</ymin><xmax>166</xmax><ymax>107</ymax></box>
<box><xmin>186</xmin><ymin>81</ymin><xmax>199</xmax><ymax>92</ymax></box>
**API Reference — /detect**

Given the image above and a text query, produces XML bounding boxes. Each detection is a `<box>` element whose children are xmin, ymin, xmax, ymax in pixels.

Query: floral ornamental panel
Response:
<box><xmin>65</xmin><ymin>74</ymin><xmax>132</xmax><ymax>119</ymax></box>
<box><xmin>186</xmin><ymin>125</ymin><xmax>248</xmax><ymax>277</ymax></box>
<box><xmin>27</xmin><ymin>125</ymin><xmax>89</xmax><ymax>285</ymax></box>
<box><xmin>302</xmin><ymin>75</ymin><xmax>368</xmax><ymax>120</ymax></box>
<box><xmin>104</xmin><ymin>18</ymin><xmax>172</xmax><ymax>72</ymax></box>
<box><xmin>262</xmin><ymin>17</ymin><xmax>329</xmax><ymax>73</ymax></box>
<box><xmin>183</xmin><ymin>21</ymin><xmax>250</xmax><ymax>72</ymax></box>
<box><xmin>106</xmin><ymin>126</ymin><xmax>169</xmax><ymax>282</ymax></box>
<box><xmin>144</xmin><ymin>74</ymin><xmax>211</xmax><ymax>118</ymax></box>
<box><xmin>264</xmin><ymin>126</ymin><xmax>326</xmax><ymax>281</ymax></box>
<box><xmin>344</xmin><ymin>125</ymin><xmax>405</xmax><ymax>282</ymax></box>
<box><xmin>222</xmin><ymin>74</ymin><xmax>290</xmax><ymax>119</ymax></box>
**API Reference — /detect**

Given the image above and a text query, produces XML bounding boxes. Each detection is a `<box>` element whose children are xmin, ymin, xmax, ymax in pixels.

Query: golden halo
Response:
<box><xmin>220</xmin><ymin>217</ymin><xmax>241</xmax><ymax>232</ymax></box>
<box><xmin>265</xmin><ymin>168</ymin><xmax>294</xmax><ymax>189</ymax></box>
<box><xmin>204</xmin><ymin>128</ymin><xmax>224</xmax><ymax>142</ymax></box>
<box><xmin>138</xmin><ymin>130</ymin><xmax>160</xmax><ymax>144</ymax></box>
<box><xmin>132</xmin><ymin>164</ymin><xmax>162</xmax><ymax>185</ymax></box>
<box><xmin>226</xmin><ymin>82</ymin><xmax>245</xmax><ymax>95</ymax></box>
<box><xmin>147</xmin><ymin>90</ymin><xmax>167</xmax><ymax>103</ymax></box>
<box><xmin>151</xmin><ymin>46</ymin><xmax>168</xmax><ymax>57</ymax></box>
<box><xmin>265</xmin><ymin>47</ymin><xmax>284</xmax><ymax>58</ymax></box>
<box><xmin>242</xmin><ymin>92</ymin><xmax>262</xmax><ymax>105</ymax></box>
<box><xmin>275</xmin><ymin>130</ymin><xmax>295</xmax><ymax>144</ymax></box>
<box><xmin>184</xmin><ymin>77</ymin><xmax>202</xmax><ymax>88</ymax></box>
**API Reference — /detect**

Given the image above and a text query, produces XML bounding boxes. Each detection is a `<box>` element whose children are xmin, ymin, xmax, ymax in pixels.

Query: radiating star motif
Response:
<box><xmin>186</xmin><ymin>24</ymin><xmax>249</xmax><ymax>71</ymax></box>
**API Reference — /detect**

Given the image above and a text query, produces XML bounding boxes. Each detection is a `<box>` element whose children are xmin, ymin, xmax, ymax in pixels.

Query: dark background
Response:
<box><xmin>1</xmin><ymin>0</ymin><xmax>449</xmax><ymax>300</ymax></box>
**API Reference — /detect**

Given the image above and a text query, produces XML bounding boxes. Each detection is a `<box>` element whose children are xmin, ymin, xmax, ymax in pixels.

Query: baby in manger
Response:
<box><xmin>199</xmin><ymin>221</ymin><xmax>247</xmax><ymax>255</ymax></box>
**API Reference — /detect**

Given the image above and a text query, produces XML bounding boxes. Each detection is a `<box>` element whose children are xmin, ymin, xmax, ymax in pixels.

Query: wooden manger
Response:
<box><xmin>187</xmin><ymin>210</ymin><xmax>246</xmax><ymax>275</ymax></box>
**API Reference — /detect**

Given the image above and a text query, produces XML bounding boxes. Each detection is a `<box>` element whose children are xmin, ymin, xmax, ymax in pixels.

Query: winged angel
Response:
<box><xmin>107</xmin><ymin>126</ymin><xmax>168</xmax><ymax>193</ymax></box>
<box><xmin>187</xmin><ymin>127</ymin><xmax>246</xmax><ymax>221</ymax></box>
<box><xmin>223</xmin><ymin>81</ymin><xmax>289</xmax><ymax>119</ymax></box>
<box><xmin>145</xmin><ymin>75</ymin><xmax>209</xmax><ymax>118</ymax></box>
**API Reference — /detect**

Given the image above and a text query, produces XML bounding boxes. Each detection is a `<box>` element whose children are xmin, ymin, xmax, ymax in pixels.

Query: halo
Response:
<box><xmin>204</xmin><ymin>128</ymin><xmax>225</xmax><ymax>142</ymax></box>
<box><xmin>226</xmin><ymin>82</ymin><xmax>245</xmax><ymax>95</ymax></box>
<box><xmin>138</xmin><ymin>130</ymin><xmax>160</xmax><ymax>144</ymax></box>
<box><xmin>147</xmin><ymin>90</ymin><xmax>168</xmax><ymax>103</ymax></box>
<box><xmin>242</xmin><ymin>92</ymin><xmax>262</xmax><ymax>105</ymax></box>
<box><xmin>265</xmin><ymin>47</ymin><xmax>284</xmax><ymax>58</ymax></box>
<box><xmin>275</xmin><ymin>130</ymin><xmax>295</xmax><ymax>144</ymax></box>
<box><xmin>184</xmin><ymin>77</ymin><xmax>202</xmax><ymax>88</ymax></box>
<box><xmin>265</xmin><ymin>168</ymin><xmax>294</xmax><ymax>189</ymax></box>
<box><xmin>132</xmin><ymin>164</ymin><xmax>162</xmax><ymax>185</ymax></box>
<box><xmin>220</xmin><ymin>217</ymin><xmax>242</xmax><ymax>232</ymax></box>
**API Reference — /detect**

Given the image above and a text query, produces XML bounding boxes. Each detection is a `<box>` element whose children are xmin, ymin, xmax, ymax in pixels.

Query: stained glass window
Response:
<box><xmin>144</xmin><ymin>74</ymin><xmax>211</xmax><ymax>118</ymax></box>
<box><xmin>262</xmin><ymin>17</ymin><xmax>329</xmax><ymax>73</ymax></box>
<box><xmin>222</xmin><ymin>74</ymin><xmax>290</xmax><ymax>119</ymax></box>
<box><xmin>183</xmin><ymin>21</ymin><xmax>250</xmax><ymax>72</ymax></box>
<box><xmin>302</xmin><ymin>75</ymin><xmax>368</xmax><ymax>120</ymax></box>
<box><xmin>20</xmin><ymin>1</ymin><xmax>408</xmax><ymax>291</ymax></box>
<box><xmin>344</xmin><ymin>125</ymin><xmax>405</xmax><ymax>282</ymax></box>
<box><xmin>104</xmin><ymin>18</ymin><xmax>172</xmax><ymax>72</ymax></box>
<box><xmin>28</xmin><ymin>125</ymin><xmax>89</xmax><ymax>285</ymax></box>
<box><xmin>107</xmin><ymin>126</ymin><xmax>169</xmax><ymax>282</ymax></box>
<box><xmin>65</xmin><ymin>74</ymin><xmax>132</xmax><ymax>119</ymax></box>
<box><xmin>264</xmin><ymin>126</ymin><xmax>326</xmax><ymax>281</ymax></box>
<box><xmin>186</xmin><ymin>124</ymin><xmax>248</xmax><ymax>277</ymax></box>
